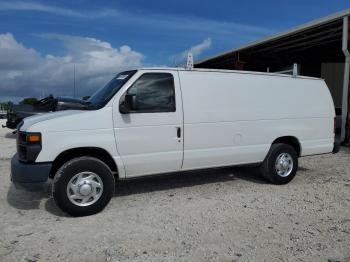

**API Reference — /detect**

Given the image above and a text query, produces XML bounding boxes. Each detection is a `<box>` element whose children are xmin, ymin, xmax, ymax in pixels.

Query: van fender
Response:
<box><xmin>49</xmin><ymin>147</ymin><xmax>126</xmax><ymax>179</ymax></box>
<box><xmin>268</xmin><ymin>136</ymin><xmax>301</xmax><ymax>157</ymax></box>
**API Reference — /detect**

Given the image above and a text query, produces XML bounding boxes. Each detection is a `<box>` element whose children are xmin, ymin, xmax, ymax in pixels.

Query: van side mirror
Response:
<box><xmin>119</xmin><ymin>94</ymin><xmax>137</xmax><ymax>114</ymax></box>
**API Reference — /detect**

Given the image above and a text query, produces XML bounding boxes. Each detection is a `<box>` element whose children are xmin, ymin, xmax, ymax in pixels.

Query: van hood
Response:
<box><xmin>19</xmin><ymin>110</ymin><xmax>85</xmax><ymax>132</ymax></box>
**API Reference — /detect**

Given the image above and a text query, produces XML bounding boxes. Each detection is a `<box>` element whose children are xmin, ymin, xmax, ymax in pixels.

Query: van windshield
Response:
<box><xmin>87</xmin><ymin>70</ymin><xmax>137</xmax><ymax>109</ymax></box>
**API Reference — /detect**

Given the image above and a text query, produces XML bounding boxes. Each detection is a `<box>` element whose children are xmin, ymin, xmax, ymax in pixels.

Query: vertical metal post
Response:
<box><xmin>292</xmin><ymin>63</ymin><xmax>298</xmax><ymax>77</ymax></box>
<box><xmin>73</xmin><ymin>64</ymin><xmax>76</xmax><ymax>98</ymax></box>
<box><xmin>341</xmin><ymin>16</ymin><xmax>350</xmax><ymax>142</ymax></box>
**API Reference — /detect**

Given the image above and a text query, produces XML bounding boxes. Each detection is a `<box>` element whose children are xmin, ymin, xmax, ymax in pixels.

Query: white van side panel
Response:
<box><xmin>179</xmin><ymin>71</ymin><xmax>334</xmax><ymax>170</ymax></box>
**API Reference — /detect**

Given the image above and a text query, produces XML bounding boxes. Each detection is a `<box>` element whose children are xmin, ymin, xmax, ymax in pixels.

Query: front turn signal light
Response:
<box><xmin>27</xmin><ymin>133</ymin><xmax>41</xmax><ymax>143</ymax></box>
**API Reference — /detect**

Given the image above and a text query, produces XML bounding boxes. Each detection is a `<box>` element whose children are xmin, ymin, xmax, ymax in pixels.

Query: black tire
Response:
<box><xmin>260</xmin><ymin>143</ymin><xmax>298</xmax><ymax>185</ymax></box>
<box><xmin>53</xmin><ymin>156</ymin><xmax>115</xmax><ymax>216</ymax></box>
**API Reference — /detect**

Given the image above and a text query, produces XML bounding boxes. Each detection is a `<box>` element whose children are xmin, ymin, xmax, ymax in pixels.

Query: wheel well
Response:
<box><xmin>272</xmin><ymin>136</ymin><xmax>301</xmax><ymax>156</ymax></box>
<box><xmin>49</xmin><ymin>147</ymin><xmax>118</xmax><ymax>179</ymax></box>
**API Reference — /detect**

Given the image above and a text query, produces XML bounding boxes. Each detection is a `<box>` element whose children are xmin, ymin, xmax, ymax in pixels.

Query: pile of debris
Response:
<box><xmin>3</xmin><ymin>95</ymin><xmax>88</xmax><ymax>129</ymax></box>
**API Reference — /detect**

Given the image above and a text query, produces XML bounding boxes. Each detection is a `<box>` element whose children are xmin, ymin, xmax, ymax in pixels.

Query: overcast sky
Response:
<box><xmin>0</xmin><ymin>0</ymin><xmax>349</xmax><ymax>101</ymax></box>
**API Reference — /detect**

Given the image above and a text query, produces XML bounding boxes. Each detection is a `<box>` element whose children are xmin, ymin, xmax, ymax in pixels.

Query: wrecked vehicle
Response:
<box><xmin>3</xmin><ymin>95</ymin><xmax>89</xmax><ymax>129</ymax></box>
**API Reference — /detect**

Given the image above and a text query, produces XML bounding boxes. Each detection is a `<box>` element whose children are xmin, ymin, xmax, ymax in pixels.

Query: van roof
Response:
<box><xmin>138</xmin><ymin>67</ymin><xmax>322</xmax><ymax>81</ymax></box>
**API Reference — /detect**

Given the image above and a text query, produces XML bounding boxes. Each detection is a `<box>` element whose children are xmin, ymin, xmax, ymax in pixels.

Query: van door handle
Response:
<box><xmin>176</xmin><ymin>127</ymin><xmax>181</xmax><ymax>138</ymax></box>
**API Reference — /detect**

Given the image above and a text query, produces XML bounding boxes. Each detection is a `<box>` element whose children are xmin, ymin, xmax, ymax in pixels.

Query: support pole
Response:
<box><xmin>73</xmin><ymin>64</ymin><xmax>76</xmax><ymax>98</ymax></box>
<box><xmin>341</xmin><ymin>16</ymin><xmax>350</xmax><ymax>142</ymax></box>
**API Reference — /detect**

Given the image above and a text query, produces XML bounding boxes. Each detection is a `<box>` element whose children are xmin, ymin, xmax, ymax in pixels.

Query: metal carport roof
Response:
<box><xmin>195</xmin><ymin>9</ymin><xmax>350</xmax><ymax>67</ymax></box>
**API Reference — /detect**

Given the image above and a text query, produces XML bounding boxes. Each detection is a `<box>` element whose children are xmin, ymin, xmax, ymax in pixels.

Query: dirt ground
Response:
<box><xmin>0</xmin><ymin>119</ymin><xmax>349</xmax><ymax>262</ymax></box>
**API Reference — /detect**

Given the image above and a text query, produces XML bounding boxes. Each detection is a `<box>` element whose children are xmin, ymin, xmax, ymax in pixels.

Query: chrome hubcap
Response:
<box><xmin>275</xmin><ymin>153</ymin><xmax>293</xmax><ymax>177</ymax></box>
<box><xmin>66</xmin><ymin>172</ymin><xmax>103</xmax><ymax>207</ymax></box>
<box><xmin>79</xmin><ymin>183</ymin><xmax>92</xmax><ymax>196</ymax></box>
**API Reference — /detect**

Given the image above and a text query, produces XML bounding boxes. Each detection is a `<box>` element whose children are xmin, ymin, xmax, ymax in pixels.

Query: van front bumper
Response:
<box><xmin>11</xmin><ymin>154</ymin><xmax>52</xmax><ymax>190</ymax></box>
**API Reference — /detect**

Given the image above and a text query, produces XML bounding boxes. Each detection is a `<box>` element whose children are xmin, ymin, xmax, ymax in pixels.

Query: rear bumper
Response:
<box><xmin>332</xmin><ymin>141</ymin><xmax>340</xmax><ymax>154</ymax></box>
<box><xmin>11</xmin><ymin>154</ymin><xmax>52</xmax><ymax>190</ymax></box>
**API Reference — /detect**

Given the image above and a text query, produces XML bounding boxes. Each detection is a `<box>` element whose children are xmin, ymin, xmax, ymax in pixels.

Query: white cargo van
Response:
<box><xmin>11</xmin><ymin>68</ymin><xmax>339</xmax><ymax>216</ymax></box>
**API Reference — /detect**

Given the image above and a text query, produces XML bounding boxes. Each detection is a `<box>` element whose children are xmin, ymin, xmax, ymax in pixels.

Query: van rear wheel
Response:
<box><xmin>52</xmin><ymin>157</ymin><xmax>115</xmax><ymax>216</ymax></box>
<box><xmin>260</xmin><ymin>143</ymin><xmax>298</xmax><ymax>184</ymax></box>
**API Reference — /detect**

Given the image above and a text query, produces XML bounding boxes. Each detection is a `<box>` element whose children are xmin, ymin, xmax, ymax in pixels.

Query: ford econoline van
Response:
<box><xmin>11</xmin><ymin>68</ymin><xmax>339</xmax><ymax>216</ymax></box>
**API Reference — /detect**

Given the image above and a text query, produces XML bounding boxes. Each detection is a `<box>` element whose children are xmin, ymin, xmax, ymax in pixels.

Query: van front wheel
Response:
<box><xmin>260</xmin><ymin>143</ymin><xmax>298</xmax><ymax>184</ymax></box>
<box><xmin>52</xmin><ymin>157</ymin><xmax>115</xmax><ymax>216</ymax></box>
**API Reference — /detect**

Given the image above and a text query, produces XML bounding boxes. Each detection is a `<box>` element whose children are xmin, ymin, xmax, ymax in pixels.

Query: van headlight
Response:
<box><xmin>17</xmin><ymin>132</ymin><xmax>42</xmax><ymax>162</ymax></box>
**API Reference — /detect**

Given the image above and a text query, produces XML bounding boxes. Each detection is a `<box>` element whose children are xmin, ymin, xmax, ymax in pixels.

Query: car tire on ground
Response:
<box><xmin>52</xmin><ymin>156</ymin><xmax>115</xmax><ymax>216</ymax></box>
<box><xmin>260</xmin><ymin>143</ymin><xmax>298</xmax><ymax>185</ymax></box>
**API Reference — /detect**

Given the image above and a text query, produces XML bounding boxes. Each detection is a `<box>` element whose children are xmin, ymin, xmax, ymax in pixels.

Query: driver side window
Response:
<box><xmin>126</xmin><ymin>73</ymin><xmax>176</xmax><ymax>113</ymax></box>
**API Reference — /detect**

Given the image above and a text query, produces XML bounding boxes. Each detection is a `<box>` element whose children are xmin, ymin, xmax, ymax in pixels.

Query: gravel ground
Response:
<box><xmin>0</xmin><ymin>120</ymin><xmax>349</xmax><ymax>262</ymax></box>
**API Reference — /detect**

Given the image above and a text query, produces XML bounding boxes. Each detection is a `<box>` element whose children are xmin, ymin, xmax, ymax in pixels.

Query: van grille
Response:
<box><xmin>17</xmin><ymin>131</ymin><xmax>28</xmax><ymax>161</ymax></box>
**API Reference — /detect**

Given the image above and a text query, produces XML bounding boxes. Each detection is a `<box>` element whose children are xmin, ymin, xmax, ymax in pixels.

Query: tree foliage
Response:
<box><xmin>20</xmin><ymin>97</ymin><xmax>38</xmax><ymax>105</ymax></box>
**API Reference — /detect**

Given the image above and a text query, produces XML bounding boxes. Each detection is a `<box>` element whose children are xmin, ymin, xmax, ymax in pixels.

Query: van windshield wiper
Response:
<box><xmin>81</xmin><ymin>101</ymin><xmax>99</xmax><ymax>110</ymax></box>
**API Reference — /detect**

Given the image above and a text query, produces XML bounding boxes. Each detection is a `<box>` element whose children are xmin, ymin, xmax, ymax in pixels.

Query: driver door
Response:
<box><xmin>113</xmin><ymin>71</ymin><xmax>184</xmax><ymax>178</ymax></box>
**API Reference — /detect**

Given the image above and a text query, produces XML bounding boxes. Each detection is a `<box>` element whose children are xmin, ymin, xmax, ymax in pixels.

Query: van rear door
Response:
<box><xmin>113</xmin><ymin>70</ymin><xmax>183</xmax><ymax>177</ymax></box>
